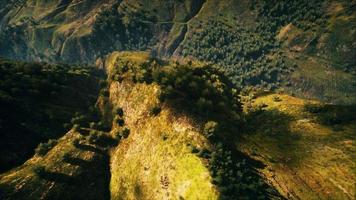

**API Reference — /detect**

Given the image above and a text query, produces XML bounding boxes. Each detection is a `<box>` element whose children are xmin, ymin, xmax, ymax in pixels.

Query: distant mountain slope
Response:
<box><xmin>0</xmin><ymin>0</ymin><xmax>205</xmax><ymax>63</ymax></box>
<box><xmin>0</xmin><ymin>0</ymin><xmax>355</xmax><ymax>104</ymax></box>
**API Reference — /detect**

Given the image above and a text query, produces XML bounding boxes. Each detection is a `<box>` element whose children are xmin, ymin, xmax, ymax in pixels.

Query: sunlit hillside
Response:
<box><xmin>0</xmin><ymin>0</ymin><xmax>355</xmax><ymax>199</ymax></box>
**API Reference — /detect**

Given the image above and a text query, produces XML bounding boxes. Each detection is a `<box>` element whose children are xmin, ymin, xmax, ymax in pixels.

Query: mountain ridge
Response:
<box><xmin>0</xmin><ymin>1</ymin><xmax>355</xmax><ymax>199</ymax></box>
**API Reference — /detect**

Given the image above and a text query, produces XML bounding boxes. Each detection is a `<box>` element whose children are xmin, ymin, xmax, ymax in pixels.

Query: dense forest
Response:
<box><xmin>0</xmin><ymin>59</ymin><xmax>102</xmax><ymax>172</ymax></box>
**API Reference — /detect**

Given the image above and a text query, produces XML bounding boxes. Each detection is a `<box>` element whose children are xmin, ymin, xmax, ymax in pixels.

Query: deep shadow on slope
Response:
<box><xmin>0</xmin><ymin>131</ymin><xmax>112</xmax><ymax>200</ymax></box>
<box><xmin>243</xmin><ymin>107</ymin><xmax>308</xmax><ymax>167</ymax></box>
<box><xmin>190</xmin><ymin>114</ymin><xmax>286</xmax><ymax>200</ymax></box>
<box><xmin>239</xmin><ymin>94</ymin><xmax>356</xmax><ymax>199</ymax></box>
<box><xmin>0</xmin><ymin>59</ymin><xmax>103</xmax><ymax>172</ymax></box>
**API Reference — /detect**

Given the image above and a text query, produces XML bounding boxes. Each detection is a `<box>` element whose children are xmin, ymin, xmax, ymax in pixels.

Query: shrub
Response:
<box><xmin>114</xmin><ymin>107</ymin><xmax>124</xmax><ymax>117</ymax></box>
<box><xmin>87</xmin><ymin>130</ymin><xmax>116</xmax><ymax>146</ymax></box>
<box><xmin>72</xmin><ymin>138</ymin><xmax>82</xmax><ymax>148</ymax></box>
<box><xmin>87</xmin><ymin>130</ymin><xmax>100</xmax><ymax>144</ymax></box>
<box><xmin>122</xmin><ymin>128</ymin><xmax>130</xmax><ymax>139</ymax></box>
<box><xmin>158</xmin><ymin>92</ymin><xmax>166</xmax><ymax>102</ymax></box>
<box><xmin>203</xmin><ymin>121</ymin><xmax>219</xmax><ymax>139</ymax></box>
<box><xmin>319</xmin><ymin>112</ymin><xmax>343</xmax><ymax>125</ymax></box>
<box><xmin>73</xmin><ymin>124</ymin><xmax>80</xmax><ymax>131</ymax></box>
<box><xmin>99</xmin><ymin>80</ymin><xmax>107</xmax><ymax>88</ymax></box>
<box><xmin>89</xmin><ymin>122</ymin><xmax>97</xmax><ymax>129</ymax></box>
<box><xmin>151</xmin><ymin>106</ymin><xmax>161</xmax><ymax>116</ymax></box>
<box><xmin>62</xmin><ymin>153</ymin><xmax>72</xmax><ymax>162</ymax></box>
<box><xmin>161</xmin><ymin>133</ymin><xmax>168</xmax><ymax>141</ymax></box>
<box><xmin>112</xmin><ymin>129</ymin><xmax>122</xmax><ymax>140</ymax></box>
<box><xmin>88</xmin><ymin>106</ymin><xmax>98</xmax><ymax>117</ymax></box>
<box><xmin>213</xmin><ymin>175</ymin><xmax>223</xmax><ymax>185</ymax></box>
<box><xmin>71</xmin><ymin>114</ymin><xmax>87</xmax><ymax>126</ymax></box>
<box><xmin>198</xmin><ymin>148</ymin><xmax>211</xmax><ymax>158</ymax></box>
<box><xmin>63</xmin><ymin>123</ymin><xmax>71</xmax><ymax>129</ymax></box>
<box><xmin>96</xmin><ymin>121</ymin><xmax>111</xmax><ymax>132</ymax></box>
<box><xmin>100</xmin><ymin>89</ymin><xmax>109</xmax><ymax>97</ymax></box>
<box><xmin>190</xmin><ymin>146</ymin><xmax>200</xmax><ymax>154</ymax></box>
<box><xmin>110</xmin><ymin>55</ymin><xmax>243</xmax><ymax>126</ymax></box>
<box><xmin>114</xmin><ymin>116</ymin><xmax>125</xmax><ymax>126</ymax></box>
<box><xmin>35</xmin><ymin>139</ymin><xmax>58</xmax><ymax>156</ymax></box>
<box><xmin>33</xmin><ymin>166</ymin><xmax>46</xmax><ymax>177</ymax></box>
<box><xmin>304</xmin><ymin>103</ymin><xmax>325</xmax><ymax>113</ymax></box>
<box><xmin>272</xmin><ymin>96</ymin><xmax>282</xmax><ymax>102</ymax></box>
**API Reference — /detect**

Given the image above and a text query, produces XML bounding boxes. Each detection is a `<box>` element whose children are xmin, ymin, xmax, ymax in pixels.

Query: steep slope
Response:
<box><xmin>176</xmin><ymin>0</ymin><xmax>356</xmax><ymax>104</ymax></box>
<box><xmin>239</xmin><ymin>93</ymin><xmax>356</xmax><ymax>199</ymax></box>
<box><xmin>279</xmin><ymin>1</ymin><xmax>356</xmax><ymax>104</ymax></box>
<box><xmin>0</xmin><ymin>0</ymin><xmax>205</xmax><ymax>63</ymax></box>
<box><xmin>0</xmin><ymin>58</ymin><xmax>102</xmax><ymax>172</ymax></box>
<box><xmin>0</xmin><ymin>52</ymin><xmax>282</xmax><ymax>200</ymax></box>
<box><xmin>109</xmin><ymin>82</ymin><xmax>217</xmax><ymax>199</ymax></box>
<box><xmin>0</xmin><ymin>129</ymin><xmax>112</xmax><ymax>200</ymax></box>
<box><xmin>104</xmin><ymin>52</ymin><xmax>217</xmax><ymax>199</ymax></box>
<box><xmin>0</xmin><ymin>52</ymin><xmax>354</xmax><ymax>199</ymax></box>
<box><xmin>104</xmin><ymin>51</ymin><xmax>284</xmax><ymax>200</ymax></box>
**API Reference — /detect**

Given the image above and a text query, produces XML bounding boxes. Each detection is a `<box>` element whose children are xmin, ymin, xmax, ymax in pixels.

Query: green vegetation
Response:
<box><xmin>1</xmin><ymin>130</ymin><xmax>111</xmax><ymax>200</ymax></box>
<box><xmin>180</xmin><ymin>19</ymin><xmax>289</xmax><ymax>89</ymax></box>
<box><xmin>203</xmin><ymin>121</ymin><xmax>218</xmax><ymax>139</ymax></box>
<box><xmin>114</xmin><ymin>116</ymin><xmax>125</xmax><ymax>126</ymax></box>
<box><xmin>240</xmin><ymin>94</ymin><xmax>356</xmax><ymax>199</ymax></box>
<box><xmin>0</xmin><ymin>50</ymin><xmax>355</xmax><ymax>199</ymax></box>
<box><xmin>92</xmin><ymin>2</ymin><xmax>156</xmax><ymax>56</ymax></box>
<box><xmin>0</xmin><ymin>0</ymin><xmax>355</xmax><ymax>198</ymax></box>
<box><xmin>87</xmin><ymin>130</ymin><xmax>117</xmax><ymax>147</ymax></box>
<box><xmin>110</xmin><ymin>56</ymin><xmax>242</xmax><ymax>124</ymax></box>
<box><xmin>121</xmin><ymin>128</ymin><xmax>130</xmax><ymax>139</ymax></box>
<box><xmin>150</xmin><ymin>106</ymin><xmax>161</xmax><ymax>116</ymax></box>
<box><xmin>207</xmin><ymin>146</ymin><xmax>274</xmax><ymax>199</ymax></box>
<box><xmin>0</xmin><ymin>58</ymin><xmax>102</xmax><ymax>172</ymax></box>
<box><xmin>114</xmin><ymin>107</ymin><xmax>124</xmax><ymax>117</ymax></box>
<box><xmin>0</xmin><ymin>0</ymin><xmax>354</xmax><ymax>105</ymax></box>
<box><xmin>251</xmin><ymin>0</ymin><xmax>327</xmax><ymax>32</ymax></box>
<box><xmin>304</xmin><ymin>103</ymin><xmax>356</xmax><ymax>126</ymax></box>
<box><xmin>35</xmin><ymin>139</ymin><xmax>58</xmax><ymax>156</ymax></box>
<box><xmin>108</xmin><ymin>52</ymin><xmax>280</xmax><ymax>199</ymax></box>
<box><xmin>108</xmin><ymin>84</ymin><xmax>218</xmax><ymax>199</ymax></box>
<box><xmin>177</xmin><ymin>0</ymin><xmax>355</xmax><ymax>104</ymax></box>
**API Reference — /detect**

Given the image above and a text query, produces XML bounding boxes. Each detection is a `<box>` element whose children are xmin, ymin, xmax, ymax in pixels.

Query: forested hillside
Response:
<box><xmin>0</xmin><ymin>0</ymin><xmax>355</xmax><ymax>103</ymax></box>
<box><xmin>0</xmin><ymin>0</ymin><xmax>355</xmax><ymax>199</ymax></box>
<box><xmin>0</xmin><ymin>59</ymin><xmax>102</xmax><ymax>172</ymax></box>
<box><xmin>0</xmin><ymin>52</ymin><xmax>354</xmax><ymax>200</ymax></box>
<box><xmin>0</xmin><ymin>52</ymin><xmax>281</xmax><ymax>200</ymax></box>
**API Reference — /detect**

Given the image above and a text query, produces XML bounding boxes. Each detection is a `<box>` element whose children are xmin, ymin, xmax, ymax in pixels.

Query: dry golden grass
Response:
<box><xmin>239</xmin><ymin>94</ymin><xmax>355</xmax><ymax>200</ymax></box>
<box><xmin>106</xmin><ymin>52</ymin><xmax>218</xmax><ymax>200</ymax></box>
